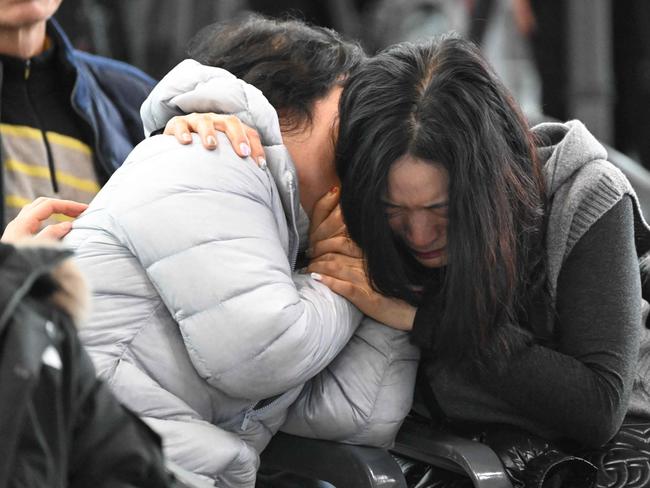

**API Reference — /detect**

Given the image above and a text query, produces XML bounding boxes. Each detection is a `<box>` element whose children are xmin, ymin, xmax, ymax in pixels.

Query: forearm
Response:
<box><xmin>207</xmin><ymin>275</ymin><xmax>363</xmax><ymax>398</ymax></box>
<box><xmin>481</xmin><ymin>198</ymin><xmax>642</xmax><ymax>446</ymax></box>
<box><xmin>479</xmin><ymin>343</ymin><xmax>634</xmax><ymax>446</ymax></box>
<box><xmin>282</xmin><ymin>317</ymin><xmax>420</xmax><ymax>447</ymax></box>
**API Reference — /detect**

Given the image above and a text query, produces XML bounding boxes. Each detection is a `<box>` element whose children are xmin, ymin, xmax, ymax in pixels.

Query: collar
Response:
<box><xmin>0</xmin><ymin>242</ymin><xmax>71</xmax><ymax>329</ymax></box>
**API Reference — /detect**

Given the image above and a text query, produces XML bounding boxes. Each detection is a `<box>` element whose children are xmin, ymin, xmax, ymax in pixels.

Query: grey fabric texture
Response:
<box><xmin>66</xmin><ymin>60</ymin><xmax>418</xmax><ymax>486</ymax></box>
<box><xmin>427</xmin><ymin>120</ymin><xmax>650</xmax><ymax>446</ymax></box>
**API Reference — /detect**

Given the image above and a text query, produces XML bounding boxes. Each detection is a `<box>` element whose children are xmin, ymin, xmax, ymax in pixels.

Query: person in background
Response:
<box><xmin>0</xmin><ymin>0</ymin><xmax>264</xmax><ymax>243</ymax></box>
<box><xmin>0</xmin><ymin>0</ymin><xmax>154</xmax><ymax>236</ymax></box>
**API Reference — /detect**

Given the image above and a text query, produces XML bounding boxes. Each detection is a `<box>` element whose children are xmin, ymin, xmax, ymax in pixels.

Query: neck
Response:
<box><xmin>282</xmin><ymin>129</ymin><xmax>316</xmax><ymax>219</ymax></box>
<box><xmin>0</xmin><ymin>21</ymin><xmax>47</xmax><ymax>59</ymax></box>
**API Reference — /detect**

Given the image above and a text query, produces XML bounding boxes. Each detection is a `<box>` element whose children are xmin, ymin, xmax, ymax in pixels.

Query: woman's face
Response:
<box><xmin>283</xmin><ymin>86</ymin><xmax>342</xmax><ymax>218</ymax></box>
<box><xmin>384</xmin><ymin>154</ymin><xmax>449</xmax><ymax>268</ymax></box>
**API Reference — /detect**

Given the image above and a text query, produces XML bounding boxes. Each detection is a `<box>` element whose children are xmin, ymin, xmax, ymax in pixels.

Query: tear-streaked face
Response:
<box><xmin>384</xmin><ymin>154</ymin><xmax>449</xmax><ymax>268</ymax></box>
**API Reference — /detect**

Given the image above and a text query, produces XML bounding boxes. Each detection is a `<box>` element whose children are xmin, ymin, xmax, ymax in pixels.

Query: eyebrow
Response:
<box><xmin>381</xmin><ymin>199</ymin><xmax>449</xmax><ymax>209</ymax></box>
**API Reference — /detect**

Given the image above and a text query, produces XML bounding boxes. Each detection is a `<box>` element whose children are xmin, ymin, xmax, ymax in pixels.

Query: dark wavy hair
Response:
<box><xmin>187</xmin><ymin>14</ymin><xmax>364</xmax><ymax>131</ymax></box>
<box><xmin>336</xmin><ymin>36</ymin><xmax>547</xmax><ymax>367</ymax></box>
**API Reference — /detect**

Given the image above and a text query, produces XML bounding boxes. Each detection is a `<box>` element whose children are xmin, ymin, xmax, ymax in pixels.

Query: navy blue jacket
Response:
<box><xmin>0</xmin><ymin>19</ymin><xmax>156</xmax><ymax>227</ymax></box>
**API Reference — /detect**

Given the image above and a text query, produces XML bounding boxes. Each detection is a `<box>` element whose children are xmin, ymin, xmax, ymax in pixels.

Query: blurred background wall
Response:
<box><xmin>54</xmin><ymin>0</ymin><xmax>650</xmax><ymax>174</ymax></box>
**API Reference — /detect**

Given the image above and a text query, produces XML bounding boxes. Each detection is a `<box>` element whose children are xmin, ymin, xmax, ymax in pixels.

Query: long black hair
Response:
<box><xmin>337</xmin><ymin>36</ymin><xmax>547</xmax><ymax>367</ymax></box>
<box><xmin>187</xmin><ymin>14</ymin><xmax>364</xmax><ymax>132</ymax></box>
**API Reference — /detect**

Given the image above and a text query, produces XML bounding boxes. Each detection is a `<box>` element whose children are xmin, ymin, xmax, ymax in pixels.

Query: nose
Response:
<box><xmin>405</xmin><ymin>212</ymin><xmax>437</xmax><ymax>250</ymax></box>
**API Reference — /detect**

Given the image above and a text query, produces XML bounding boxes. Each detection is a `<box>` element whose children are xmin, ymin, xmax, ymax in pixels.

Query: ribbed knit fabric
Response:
<box><xmin>541</xmin><ymin>121</ymin><xmax>650</xmax><ymax>300</ymax></box>
<box><xmin>536</xmin><ymin>120</ymin><xmax>650</xmax><ymax>421</ymax></box>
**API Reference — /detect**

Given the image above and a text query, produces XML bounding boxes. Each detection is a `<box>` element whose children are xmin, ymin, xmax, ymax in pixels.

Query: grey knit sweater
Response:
<box><xmin>422</xmin><ymin>120</ymin><xmax>650</xmax><ymax>447</ymax></box>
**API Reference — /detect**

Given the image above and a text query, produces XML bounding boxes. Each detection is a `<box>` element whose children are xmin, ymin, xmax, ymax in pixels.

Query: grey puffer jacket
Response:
<box><xmin>66</xmin><ymin>60</ymin><xmax>419</xmax><ymax>487</ymax></box>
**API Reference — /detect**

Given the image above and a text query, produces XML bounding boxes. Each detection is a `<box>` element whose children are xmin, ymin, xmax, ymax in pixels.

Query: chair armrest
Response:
<box><xmin>261</xmin><ymin>432</ymin><xmax>408</xmax><ymax>488</ymax></box>
<box><xmin>391</xmin><ymin>418</ymin><xmax>513</xmax><ymax>488</ymax></box>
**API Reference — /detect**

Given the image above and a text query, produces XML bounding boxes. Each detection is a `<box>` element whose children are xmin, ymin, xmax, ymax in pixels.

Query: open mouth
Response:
<box><xmin>413</xmin><ymin>247</ymin><xmax>445</xmax><ymax>260</ymax></box>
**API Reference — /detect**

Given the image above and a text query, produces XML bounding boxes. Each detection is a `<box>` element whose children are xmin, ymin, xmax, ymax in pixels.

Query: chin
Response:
<box><xmin>416</xmin><ymin>255</ymin><xmax>447</xmax><ymax>268</ymax></box>
<box><xmin>1</xmin><ymin>1</ymin><xmax>60</xmax><ymax>28</ymax></box>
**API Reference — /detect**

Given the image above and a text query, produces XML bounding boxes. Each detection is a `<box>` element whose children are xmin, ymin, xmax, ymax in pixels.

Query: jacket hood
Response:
<box><xmin>141</xmin><ymin>59</ymin><xmax>283</xmax><ymax>146</ymax></box>
<box><xmin>0</xmin><ymin>242</ymin><xmax>87</xmax><ymax>329</ymax></box>
<box><xmin>532</xmin><ymin>120</ymin><xmax>609</xmax><ymax>197</ymax></box>
<box><xmin>140</xmin><ymin>59</ymin><xmax>309</xmax><ymax>248</ymax></box>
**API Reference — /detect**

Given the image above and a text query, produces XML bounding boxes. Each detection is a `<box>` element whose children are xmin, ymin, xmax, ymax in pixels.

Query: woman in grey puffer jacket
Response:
<box><xmin>65</xmin><ymin>16</ymin><xmax>419</xmax><ymax>488</ymax></box>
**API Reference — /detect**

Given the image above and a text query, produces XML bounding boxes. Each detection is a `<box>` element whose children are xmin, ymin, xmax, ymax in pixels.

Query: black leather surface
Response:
<box><xmin>581</xmin><ymin>418</ymin><xmax>650</xmax><ymax>488</ymax></box>
<box><xmin>397</xmin><ymin>417</ymin><xmax>650</xmax><ymax>488</ymax></box>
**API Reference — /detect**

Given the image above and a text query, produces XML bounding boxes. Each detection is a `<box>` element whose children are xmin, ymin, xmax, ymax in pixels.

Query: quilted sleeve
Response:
<box><xmin>107</xmin><ymin>137</ymin><xmax>361</xmax><ymax>400</ymax></box>
<box><xmin>281</xmin><ymin>317</ymin><xmax>420</xmax><ymax>448</ymax></box>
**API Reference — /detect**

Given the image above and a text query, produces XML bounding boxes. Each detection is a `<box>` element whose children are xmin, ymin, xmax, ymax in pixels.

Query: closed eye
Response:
<box><xmin>383</xmin><ymin>203</ymin><xmax>404</xmax><ymax>219</ymax></box>
<box><xmin>427</xmin><ymin>203</ymin><xmax>449</xmax><ymax>216</ymax></box>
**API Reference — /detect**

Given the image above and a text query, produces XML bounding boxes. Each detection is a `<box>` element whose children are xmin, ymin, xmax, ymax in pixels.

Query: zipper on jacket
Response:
<box><xmin>70</xmin><ymin>80</ymin><xmax>105</xmax><ymax>178</ymax></box>
<box><xmin>286</xmin><ymin>172</ymin><xmax>299</xmax><ymax>271</ymax></box>
<box><xmin>24</xmin><ymin>59</ymin><xmax>59</xmax><ymax>193</ymax></box>
<box><xmin>241</xmin><ymin>406</ymin><xmax>253</xmax><ymax>431</ymax></box>
<box><xmin>240</xmin><ymin>394</ymin><xmax>284</xmax><ymax>432</ymax></box>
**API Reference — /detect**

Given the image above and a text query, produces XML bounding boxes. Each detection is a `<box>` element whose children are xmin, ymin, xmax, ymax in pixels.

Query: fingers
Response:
<box><xmin>2</xmin><ymin>198</ymin><xmax>88</xmax><ymax>243</ymax></box>
<box><xmin>310</xmin><ymin>205</ymin><xmax>347</xmax><ymax>244</ymax></box>
<box><xmin>310</xmin><ymin>187</ymin><xmax>340</xmax><ymax>235</ymax></box>
<box><xmin>310</xmin><ymin>272</ymin><xmax>359</xmax><ymax>303</ymax></box>
<box><xmin>37</xmin><ymin>221</ymin><xmax>74</xmax><ymax>240</ymax></box>
<box><xmin>215</xmin><ymin>115</ymin><xmax>251</xmax><ymax>158</ymax></box>
<box><xmin>312</xmin><ymin>270</ymin><xmax>416</xmax><ymax>331</ymax></box>
<box><xmin>245</xmin><ymin>127</ymin><xmax>266</xmax><ymax>168</ymax></box>
<box><xmin>24</xmin><ymin>198</ymin><xmax>88</xmax><ymax>221</ymax></box>
<box><xmin>309</xmin><ymin>235</ymin><xmax>362</xmax><ymax>260</ymax></box>
<box><xmin>214</xmin><ymin>116</ymin><xmax>266</xmax><ymax>166</ymax></box>
<box><xmin>164</xmin><ymin>116</ymin><xmax>194</xmax><ymax>145</ymax></box>
<box><xmin>307</xmin><ymin>254</ymin><xmax>368</xmax><ymax>285</ymax></box>
<box><xmin>164</xmin><ymin>113</ymin><xmax>220</xmax><ymax>150</ymax></box>
<box><xmin>164</xmin><ymin>113</ymin><xmax>267</xmax><ymax>166</ymax></box>
<box><xmin>196</xmin><ymin>115</ymin><xmax>220</xmax><ymax>150</ymax></box>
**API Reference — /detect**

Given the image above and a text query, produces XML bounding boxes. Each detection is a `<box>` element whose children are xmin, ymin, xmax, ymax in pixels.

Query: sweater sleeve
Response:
<box><xmin>479</xmin><ymin>196</ymin><xmax>642</xmax><ymax>447</ymax></box>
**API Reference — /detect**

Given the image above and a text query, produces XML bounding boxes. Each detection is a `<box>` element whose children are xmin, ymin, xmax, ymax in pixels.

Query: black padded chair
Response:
<box><xmin>259</xmin><ymin>416</ymin><xmax>514</xmax><ymax>488</ymax></box>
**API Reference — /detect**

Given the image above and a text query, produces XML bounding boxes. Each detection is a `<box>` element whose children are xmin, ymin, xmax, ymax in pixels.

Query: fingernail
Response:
<box><xmin>258</xmin><ymin>157</ymin><xmax>267</xmax><ymax>170</ymax></box>
<box><xmin>311</xmin><ymin>272</ymin><xmax>322</xmax><ymax>281</ymax></box>
<box><xmin>329</xmin><ymin>186</ymin><xmax>338</xmax><ymax>195</ymax></box>
<box><xmin>240</xmin><ymin>143</ymin><xmax>251</xmax><ymax>157</ymax></box>
<box><xmin>182</xmin><ymin>132</ymin><xmax>192</xmax><ymax>142</ymax></box>
<box><xmin>206</xmin><ymin>135</ymin><xmax>217</xmax><ymax>146</ymax></box>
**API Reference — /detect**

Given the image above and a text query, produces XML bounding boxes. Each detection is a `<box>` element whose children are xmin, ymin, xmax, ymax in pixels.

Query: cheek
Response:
<box><xmin>386</xmin><ymin>215</ymin><xmax>404</xmax><ymax>238</ymax></box>
<box><xmin>437</xmin><ymin>218</ymin><xmax>449</xmax><ymax>239</ymax></box>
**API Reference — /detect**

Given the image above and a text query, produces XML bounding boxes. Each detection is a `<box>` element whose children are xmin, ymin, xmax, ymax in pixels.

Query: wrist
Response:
<box><xmin>391</xmin><ymin>301</ymin><xmax>416</xmax><ymax>331</ymax></box>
